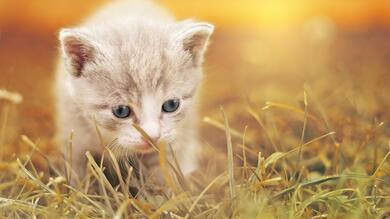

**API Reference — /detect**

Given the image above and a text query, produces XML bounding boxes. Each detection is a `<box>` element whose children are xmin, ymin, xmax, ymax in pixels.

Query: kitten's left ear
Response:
<box><xmin>175</xmin><ymin>22</ymin><xmax>214</xmax><ymax>67</ymax></box>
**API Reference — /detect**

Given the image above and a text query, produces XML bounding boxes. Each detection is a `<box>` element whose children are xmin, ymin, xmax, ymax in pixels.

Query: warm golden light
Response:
<box><xmin>0</xmin><ymin>1</ymin><xmax>389</xmax><ymax>217</ymax></box>
<box><xmin>160</xmin><ymin>0</ymin><xmax>390</xmax><ymax>30</ymax></box>
<box><xmin>0</xmin><ymin>0</ymin><xmax>389</xmax><ymax>31</ymax></box>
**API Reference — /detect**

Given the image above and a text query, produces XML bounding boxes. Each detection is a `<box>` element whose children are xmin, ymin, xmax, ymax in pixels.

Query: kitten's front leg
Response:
<box><xmin>140</xmin><ymin>139</ymin><xmax>199</xmax><ymax>184</ymax></box>
<box><xmin>64</xmin><ymin>130</ymin><xmax>100</xmax><ymax>186</ymax></box>
<box><xmin>175</xmin><ymin>140</ymin><xmax>200</xmax><ymax>175</ymax></box>
<box><xmin>64</xmin><ymin>139</ymin><xmax>90</xmax><ymax>186</ymax></box>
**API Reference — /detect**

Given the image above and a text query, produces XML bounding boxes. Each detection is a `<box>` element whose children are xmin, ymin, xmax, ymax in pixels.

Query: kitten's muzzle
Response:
<box><xmin>148</xmin><ymin>135</ymin><xmax>160</xmax><ymax>143</ymax></box>
<box><xmin>133</xmin><ymin>140</ymin><xmax>159</xmax><ymax>154</ymax></box>
<box><xmin>135</xmin><ymin>134</ymin><xmax>160</xmax><ymax>152</ymax></box>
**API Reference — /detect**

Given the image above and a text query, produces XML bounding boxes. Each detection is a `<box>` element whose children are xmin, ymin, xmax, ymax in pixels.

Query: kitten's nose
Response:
<box><xmin>139</xmin><ymin>121</ymin><xmax>161</xmax><ymax>143</ymax></box>
<box><xmin>149</xmin><ymin>134</ymin><xmax>160</xmax><ymax>143</ymax></box>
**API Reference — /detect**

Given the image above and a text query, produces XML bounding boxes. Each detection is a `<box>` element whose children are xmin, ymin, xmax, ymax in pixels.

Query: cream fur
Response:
<box><xmin>55</xmin><ymin>0</ymin><xmax>213</xmax><ymax>184</ymax></box>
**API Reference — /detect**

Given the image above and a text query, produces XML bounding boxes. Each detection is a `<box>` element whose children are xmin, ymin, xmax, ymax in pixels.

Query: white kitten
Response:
<box><xmin>55</xmin><ymin>0</ymin><xmax>213</xmax><ymax>184</ymax></box>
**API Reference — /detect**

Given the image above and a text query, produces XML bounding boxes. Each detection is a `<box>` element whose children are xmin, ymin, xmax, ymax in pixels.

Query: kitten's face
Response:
<box><xmin>60</xmin><ymin>21</ymin><xmax>213</xmax><ymax>154</ymax></box>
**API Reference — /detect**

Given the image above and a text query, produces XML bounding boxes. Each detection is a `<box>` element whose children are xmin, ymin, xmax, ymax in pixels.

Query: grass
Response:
<box><xmin>0</xmin><ymin>70</ymin><xmax>390</xmax><ymax>219</ymax></box>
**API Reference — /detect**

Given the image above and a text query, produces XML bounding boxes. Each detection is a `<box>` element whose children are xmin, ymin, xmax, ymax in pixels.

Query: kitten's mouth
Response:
<box><xmin>131</xmin><ymin>142</ymin><xmax>157</xmax><ymax>154</ymax></box>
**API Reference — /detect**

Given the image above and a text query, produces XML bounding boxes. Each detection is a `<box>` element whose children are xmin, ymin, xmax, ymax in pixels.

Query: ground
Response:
<box><xmin>0</xmin><ymin>22</ymin><xmax>389</xmax><ymax>217</ymax></box>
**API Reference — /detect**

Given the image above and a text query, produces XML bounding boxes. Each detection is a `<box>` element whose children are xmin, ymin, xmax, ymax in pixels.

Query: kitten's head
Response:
<box><xmin>59</xmin><ymin>19</ymin><xmax>213</xmax><ymax>155</ymax></box>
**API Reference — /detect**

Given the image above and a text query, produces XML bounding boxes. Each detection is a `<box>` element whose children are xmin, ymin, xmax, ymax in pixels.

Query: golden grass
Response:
<box><xmin>0</xmin><ymin>77</ymin><xmax>389</xmax><ymax>219</ymax></box>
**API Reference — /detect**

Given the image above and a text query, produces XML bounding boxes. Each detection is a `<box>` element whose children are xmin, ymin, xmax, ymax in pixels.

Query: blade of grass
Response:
<box><xmin>63</xmin><ymin>184</ymin><xmax>107</xmax><ymax>217</ymax></box>
<box><xmin>167</xmin><ymin>144</ymin><xmax>189</xmax><ymax>191</ymax></box>
<box><xmin>221</xmin><ymin>107</ymin><xmax>236</xmax><ymax>198</ymax></box>
<box><xmin>93</xmin><ymin>116</ymin><xmax>105</xmax><ymax>150</ymax></box>
<box><xmin>262</xmin><ymin>101</ymin><xmax>319</xmax><ymax>123</ymax></box>
<box><xmin>304</xmin><ymin>85</ymin><xmax>338</xmax><ymax>145</ymax></box>
<box><xmin>272</xmin><ymin>175</ymin><xmax>372</xmax><ymax>200</ymax></box>
<box><xmin>16</xmin><ymin>159</ymin><xmax>55</xmax><ymax>195</ymax></box>
<box><xmin>0</xmin><ymin>197</ymin><xmax>47</xmax><ymax>215</ymax></box>
<box><xmin>132</xmin><ymin>124</ymin><xmax>159</xmax><ymax>152</ymax></box>
<box><xmin>263</xmin><ymin>132</ymin><xmax>336</xmax><ymax>169</ymax></box>
<box><xmin>106</xmin><ymin>148</ymin><xmax>129</xmax><ymax>197</ymax></box>
<box><xmin>85</xmin><ymin>151</ymin><xmax>120</xmax><ymax>214</ymax></box>
<box><xmin>247</xmin><ymin>107</ymin><xmax>279</xmax><ymax>151</ymax></box>
<box><xmin>294</xmin><ymin>90</ymin><xmax>308</xmax><ymax>182</ymax></box>
<box><xmin>114</xmin><ymin>198</ymin><xmax>154</xmax><ymax>219</ymax></box>
<box><xmin>372</xmin><ymin>142</ymin><xmax>390</xmax><ymax>178</ymax></box>
<box><xmin>20</xmin><ymin>135</ymin><xmax>62</xmax><ymax>179</ymax></box>
<box><xmin>0</xmin><ymin>102</ymin><xmax>10</xmax><ymax>159</ymax></box>
<box><xmin>158</xmin><ymin>142</ymin><xmax>178</xmax><ymax>193</ymax></box>
<box><xmin>133</xmin><ymin>124</ymin><xmax>186</xmax><ymax>191</ymax></box>
<box><xmin>242</xmin><ymin>126</ymin><xmax>249</xmax><ymax>178</ymax></box>
<box><xmin>66</xmin><ymin>130</ymin><xmax>74</xmax><ymax>183</ymax></box>
<box><xmin>184</xmin><ymin>173</ymin><xmax>225</xmax><ymax>219</ymax></box>
<box><xmin>250</xmin><ymin>152</ymin><xmax>264</xmax><ymax>182</ymax></box>
<box><xmin>203</xmin><ymin>116</ymin><xmax>245</xmax><ymax>140</ymax></box>
<box><xmin>149</xmin><ymin>193</ymin><xmax>189</xmax><ymax>219</ymax></box>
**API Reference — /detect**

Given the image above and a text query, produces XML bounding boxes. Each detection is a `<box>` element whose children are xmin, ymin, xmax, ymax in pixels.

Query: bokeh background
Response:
<box><xmin>0</xmin><ymin>0</ymin><xmax>390</xmax><ymax>158</ymax></box>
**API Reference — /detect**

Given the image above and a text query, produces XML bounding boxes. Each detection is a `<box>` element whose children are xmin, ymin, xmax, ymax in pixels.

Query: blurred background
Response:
<box><xmin>0</xmin><ymin>0</ymin><xmax>390</xmax><ymax>160</ymax></box>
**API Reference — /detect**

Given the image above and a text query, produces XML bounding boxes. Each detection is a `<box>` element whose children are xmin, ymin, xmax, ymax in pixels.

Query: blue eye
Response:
<box><xmin>162</xmin><ymin>99</ymin><xmax>180</xmax><ymax>113</ymax></box>
<box><xmin>112</xmin><ymin>105</ymin><xmax>131</xmax><ymax>118</ymax></box>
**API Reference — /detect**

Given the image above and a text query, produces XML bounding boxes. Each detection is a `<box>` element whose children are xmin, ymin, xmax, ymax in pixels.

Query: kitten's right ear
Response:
<box><xmin>59</xmin><ymin>29</ymin><xmax>95</xmax><ymax>77</ymax></box>
<box><xmin>174</xmin><ymin>21</ymin><xmax>214</xmax><ymax>67</ymax></box>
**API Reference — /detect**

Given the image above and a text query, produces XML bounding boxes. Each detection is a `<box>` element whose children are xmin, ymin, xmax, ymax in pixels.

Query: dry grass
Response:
<box><xmin>1</xmin><ymin>24</ymin><xmax>390</xmax><ymax>218</ymax></box>
<box><xmin>0</xmin><ymin>70</ymin><xmax>390</xmax><ymax>219</ymax></box>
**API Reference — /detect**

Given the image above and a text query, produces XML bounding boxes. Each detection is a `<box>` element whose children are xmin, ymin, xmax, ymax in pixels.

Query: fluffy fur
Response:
<box><xmin>55</xmin><ymin>0</ymin><xmax>213</xmax><ymax>183</ymax></box>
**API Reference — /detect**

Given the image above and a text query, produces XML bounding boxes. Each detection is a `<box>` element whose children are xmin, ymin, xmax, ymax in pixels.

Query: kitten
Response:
<box><xmin>55</xmin><ymin>0</ymin><xmax>213</xmax><ymax>184</ymax></box>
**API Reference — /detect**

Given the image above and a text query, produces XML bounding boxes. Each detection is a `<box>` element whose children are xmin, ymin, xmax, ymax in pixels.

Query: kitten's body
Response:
<box><xmin>55</xmin><ymin>0</ymin><xmax>213</xmax><ymax>184</ymax></box>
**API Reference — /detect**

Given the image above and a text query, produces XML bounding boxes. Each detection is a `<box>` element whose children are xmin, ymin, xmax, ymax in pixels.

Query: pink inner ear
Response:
<box><xmin>183</xmin><ymin>33</ymin><xmax>207</xmax><ymax>54</ymax></box>
<box><xmin>179</xmin><ymin>24</ymin><xmax>214</xmax><ymax>66</ymax></box>
<box><xmin>61</xmin><ymin>33</ymin><xmax>95</xmax><ymax>77</ymax></box>
<box><xmin>182</xmin><ymin>33</ymin><xmax>209</xmax><ymax>66</ymax></box>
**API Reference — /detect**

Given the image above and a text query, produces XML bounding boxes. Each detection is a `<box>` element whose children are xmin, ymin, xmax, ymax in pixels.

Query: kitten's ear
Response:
<box><xmin>175</xmin><ymin>22</ymin><xmax>214</xmax><ymax>67</ymax></box>
<box><xmin>59</xmin><ymin>28</ymin><xmax>96</xmax><ymax>77</ymax></box>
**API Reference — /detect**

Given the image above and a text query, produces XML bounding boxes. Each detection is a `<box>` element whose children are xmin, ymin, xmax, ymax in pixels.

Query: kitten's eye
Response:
<box><xmin>162</xmin><ymin>99</ymin><xmax>180</xmax><ymax>113</ymax></box>
<box><xmin>112</xmin><ymin>105</ymin><xmax>131</xmax><ymax>118</ymax></box>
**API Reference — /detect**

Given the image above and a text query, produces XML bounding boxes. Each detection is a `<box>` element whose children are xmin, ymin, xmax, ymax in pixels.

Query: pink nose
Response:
<box><xmin>149</xmin><ymin>134</ymin><xmax>160</xmax><ymax>143</ymax></box>
<box><xmin>139</xmin><ymin>121</ymin><xmax>161</xmax><ymax>144</ymax></box>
